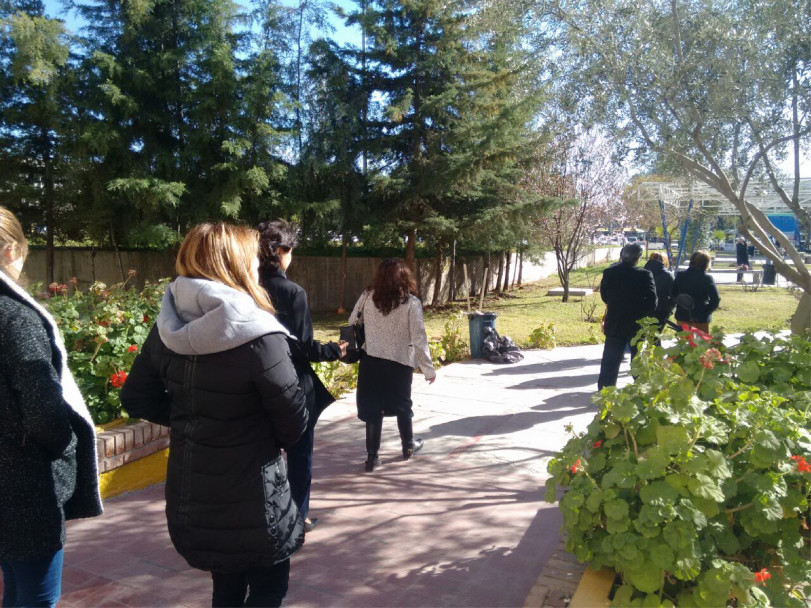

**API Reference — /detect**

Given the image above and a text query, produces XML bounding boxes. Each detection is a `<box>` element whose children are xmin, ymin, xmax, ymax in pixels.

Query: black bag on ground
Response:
<box><xmin>481</xmin><ymin>326</ymin><xmax>524</xmax><ymax>364</ymax></box>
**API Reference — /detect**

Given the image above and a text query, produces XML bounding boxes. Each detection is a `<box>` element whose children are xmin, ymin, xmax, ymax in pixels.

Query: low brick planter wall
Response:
<box><xmin>96</xmin><ymin>421</ymin><xmax>170</xmax><ymax>499</ymax></box>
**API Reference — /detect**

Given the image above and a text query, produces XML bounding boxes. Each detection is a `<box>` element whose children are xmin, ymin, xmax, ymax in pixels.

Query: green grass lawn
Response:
<box><xmin>312</xmin><ymin>263</ymin><xmax>798</xmax><ymax>348</ymax></box>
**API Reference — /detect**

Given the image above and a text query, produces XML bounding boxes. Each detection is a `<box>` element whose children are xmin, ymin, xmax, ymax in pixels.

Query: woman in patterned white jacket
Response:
<box><xmin>347</xmin><ymin>258</ymin><xmax>436</xmax><ymax>472</ymax></box>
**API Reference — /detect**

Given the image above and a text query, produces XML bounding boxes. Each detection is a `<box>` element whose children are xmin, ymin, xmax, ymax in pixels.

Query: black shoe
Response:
<box><xmin>364</xmin><ymin>455</ymin><xmax>380</xmax><ymax>472</ymax></box>
<box><xmin>304</xmin><ymin>517</ymin><xmax>318</xmax><ymax>532</ymax></box>
<box><xmin>403</xmin><ymin>438</ymin><xmax>424</xmax><ymax>460</ymax></box>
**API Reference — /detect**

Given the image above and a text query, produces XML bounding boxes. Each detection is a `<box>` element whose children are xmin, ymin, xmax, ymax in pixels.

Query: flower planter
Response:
<box><xmin>96</xmin><ymin>420</ymin><xmax>169</xmax><ymax>499</ymax></box>
<box><xmin>570</xmin><ymin>566</ymin><xmax>615</xmax><ymax>608</ymax></box>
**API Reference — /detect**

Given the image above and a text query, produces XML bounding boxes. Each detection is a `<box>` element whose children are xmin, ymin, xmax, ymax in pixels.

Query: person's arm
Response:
<box><xmin>642</xmin><ymin>272</ymin><xmax>658</xmax><ymax>314</ymax></box>
<box><xmin>599</xmin><ymin>271</ymin><xmax>610</xmax><ymax>304</ymax></box>
<box><xmin>286</xmin><ymin>288</ymin><xmax>342</xmax><ymax>363</ymax></box>
<box><xmin>0</xmin><ymin>305</ymin><xmax>73</xmax><ymax>458</ymax></box>
<box><xmin>252</xmin><ymin>334</ymin><xmax>308</xmax><ymax>449</ymax></box>
<box><xmin>120</xmin><ymin>326</ymin><xmax>172</xmax><ymax>426</ymax></box>
<box><xmin>409</xmin><ymin>299</ymin><xmax>436</xmax><ymax>382</ymax></box>
<box><xmin>707</xmin><ymin>277</ymin><xmax>721</xmax><ymax>313</ymax></box>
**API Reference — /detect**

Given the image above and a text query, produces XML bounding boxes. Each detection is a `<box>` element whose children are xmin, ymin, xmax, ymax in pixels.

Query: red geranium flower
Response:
<box><xmin>793</xmin><ymin>455</ymin><xmax>811</xmax><ymax>473</ymax></box>
<box><xmin>142</xmin><ymin>314</ymin><xmax>149</xmax><ymax>323</ymax></box>
<box><xmin>110</xmin><ymin>371</ymin><xmax>128</xmax><ymax>388</ymax></box>
<box><xmin>754</xmin><ymin>568</ymin><xmax>770</xmax><ymax>586</ymax></box>
<box><xmin>592</xmin><ymin>440</ymin><xmax>602</xmax><ymax>448</ymax></box>
<box><xmin>127</xmin><ymin>345</ymin><xmax>138</xmax><ymax>353</ymax></box>
<box><xmin>570</xmin><ymin>459</ymin><xmax>582</xmax><ymax>474</ymax></box>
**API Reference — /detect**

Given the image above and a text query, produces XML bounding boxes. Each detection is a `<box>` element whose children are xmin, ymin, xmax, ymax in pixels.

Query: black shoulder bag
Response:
<box><xmin>339</xmin><ymin>290</ymin><xmax>370</xmax><ymax>364</ymax></box>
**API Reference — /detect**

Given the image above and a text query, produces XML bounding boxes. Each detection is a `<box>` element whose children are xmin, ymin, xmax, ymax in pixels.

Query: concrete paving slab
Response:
<box><xmin>0</xmin><ymin>344</ymin><xmax>631</xmax><ymax>607</ymax></box>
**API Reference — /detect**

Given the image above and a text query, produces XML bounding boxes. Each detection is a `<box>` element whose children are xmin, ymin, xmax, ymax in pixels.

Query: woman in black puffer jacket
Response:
<box><xmin>121</xmin><ymin>223</ymin><xmax>308</xmax><ymax>608</ymax></box>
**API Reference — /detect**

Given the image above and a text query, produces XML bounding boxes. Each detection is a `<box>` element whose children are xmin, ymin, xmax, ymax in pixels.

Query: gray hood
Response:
<box><xmin>157</xmin><ymin>276</ymin><xmax>289</xmax><ymax>355</ymax></box>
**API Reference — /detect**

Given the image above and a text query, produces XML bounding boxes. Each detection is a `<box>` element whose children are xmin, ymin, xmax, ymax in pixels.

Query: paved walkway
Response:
<box><xmin>7</xmin><ymin>344</ymin><xmax>627</xmax><ymax>607</ymax></box>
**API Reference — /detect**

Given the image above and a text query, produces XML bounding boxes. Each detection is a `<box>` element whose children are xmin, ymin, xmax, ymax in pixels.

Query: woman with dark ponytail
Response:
<box><xmin>256</xmin><ymin>219</ymin><xmax>346</xmax><ymax>532</ymax></box>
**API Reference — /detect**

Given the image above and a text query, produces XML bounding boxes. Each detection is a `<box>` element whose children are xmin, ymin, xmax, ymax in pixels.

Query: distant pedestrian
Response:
<box><xmin>121</xmin><ymin>222</ymin><xmax>308</xmax><ymax>608</ymax></box>
<box><xmin>0</xmin><ymin>206</ymin><xmax>103</xmax><ymax>608</ymax></box>
<box><xmin>257</xmin><ymin>219</ymin><xmax>347</xmax><ymax>533</ymax></box>
<box><xmin>735</xmin><ymin>237</ymin><xmax>749</xmax><ymax>282</ymax></box>
<box><xmin>643</xmin><ymin>252</ymin><xmax>675</xmax><ymax>332</ymax></box>
<box><xmin>672</xmin><ymin>250</ymin><xmax>721</xmax><ymax>334</ymax></box>
<box><xmin>348</xmin><ymin>259</ymin><xmax>436</xmax><ymax>472</ymax></box>
<box><xmin>597</xmin><ymin>243</ymin><xmax>657</xmax><ymax>390</ymax></box>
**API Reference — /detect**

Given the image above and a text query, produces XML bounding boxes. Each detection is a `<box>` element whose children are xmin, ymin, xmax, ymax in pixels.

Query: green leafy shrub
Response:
<box><xmin>313</xmin><ymin>360</ymin><xmax>359</xmax><ymax>397</ymax></box>
<box><xmin>39</xmin><ymin>274</ymin><xmax>167</xmax><ymax>424</ymax></box>
<box><xmin>528</xmin><ymin>322</ymin><xmax>556</xmax><ymax>349</ymax></box>
<box><xmin>438</xmin><ymin>312</ymin><xmax>469</xmax><ymax>362</ymax></box>
<box><xmin>546</xmin><ymin>323</ymin><xmax>811</xmax><ymax>607</ymax></box>
<box><xmin>428</xmin><ymin>338</ymin><xmax>446</xmax><ymax>367</ymax></box>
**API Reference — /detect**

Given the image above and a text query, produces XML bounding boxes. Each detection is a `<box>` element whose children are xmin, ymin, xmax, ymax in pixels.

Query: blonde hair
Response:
<box><xmin>689</xmin><ymin>250</ymin><xmax>711</xmax><ymax>271</ymax></box>
<box><xmin>649</xmin><ymin>251</ymin><xmax>668</xmax><ymax>268</ymax></box>
<box><xmin>176</xmin><ymin>222</ymin><xmax>275</xmax><ymax>313</ymax></box>
<box><xmin>0</xmin><ymin>206</ymin><xmax>29</xmax><ymax>278</ymax></box>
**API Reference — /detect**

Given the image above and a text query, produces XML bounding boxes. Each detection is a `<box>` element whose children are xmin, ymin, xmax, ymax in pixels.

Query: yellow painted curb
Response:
<box><xmin>99</xmin><ymin>448</ymin><xmax>169</xmax><ymax>500</ymax></box>
<box><xmin>96</xmin><ymin>418</ymin><xmax>127</xmax><ymax>432</ymax></box>
<box><xmin>570</xmin><ymin>566</ymin><xmax>615</xmax><ymax>608</ymax></box>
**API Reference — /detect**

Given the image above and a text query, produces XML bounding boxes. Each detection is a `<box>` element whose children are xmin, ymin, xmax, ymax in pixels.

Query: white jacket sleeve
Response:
<box><xmin>409</xmin><ymin>299</ymin><xmax>436</xmax><ymax>380</ymax></box>
<box><xmin>347</xmin><ymin>290</ymin><xmax>367</xmax><ymax>326</ymax></box>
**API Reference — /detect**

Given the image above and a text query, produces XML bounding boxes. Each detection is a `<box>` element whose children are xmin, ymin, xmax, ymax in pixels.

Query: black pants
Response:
<box><xmin>597</xmin><ymin>335</ymin><xmax>638</xmax><ymax>390</ymax></box>
<box><xmin>366</xmin><ymin>414</ymin><xmax>414</xmax><ymax>455</ymax></box>
<box><xmin>287</xmin><ymin>426</ymin><xmax>314</xmax><ymax>520</ymax></box>
<box><xmin>211</xmin><ymin>560</ymin><xmax>290</xmax><ymax>608</ymax></box>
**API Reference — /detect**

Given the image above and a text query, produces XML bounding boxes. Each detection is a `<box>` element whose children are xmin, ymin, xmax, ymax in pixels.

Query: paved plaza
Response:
<box><xmin>4</xmin><ymin>344</ymin><xmax>629</xmax><ymax>607</ymax></box>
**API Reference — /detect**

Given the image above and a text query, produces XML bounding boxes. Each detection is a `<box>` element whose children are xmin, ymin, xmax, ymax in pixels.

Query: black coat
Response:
<box><xmin>0</xmin><ymin>282</ymin><xmax>102</xmax><ymax>561</ymax></box>
<box><xmin>736</xmin><ymin>242</ymin><xmax>749</xmax><ymax>266</ymax></box>
<box><xmin>121</xmin><ymin>326</ymin><xmax>308</xmax><ymax>573</ymax></box>
<box><xmin>672</xmin><ymin>268</ymin><xmax>721</xmax><ymax>324</ymax></box>
<box><xmin>600</xmin><ymin>262</ymin><xmax>658</xmax><ymax>339</ymax></box>
<box><xmin>259</xmin><ymin>268</ymin><xmax>341</xmax><ymax>429</ymax></box>
<box><xmin>643</xmin><ymin>259</ymin><xmax>675</xmax><ymax>324</ymax></box>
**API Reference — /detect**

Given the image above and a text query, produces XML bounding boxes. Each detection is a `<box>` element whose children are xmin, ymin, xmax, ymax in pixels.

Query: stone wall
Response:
<box><xmin>24</xmin><ymin>246</ymin><xmax>618</xmax><ymax>311</ymax></box>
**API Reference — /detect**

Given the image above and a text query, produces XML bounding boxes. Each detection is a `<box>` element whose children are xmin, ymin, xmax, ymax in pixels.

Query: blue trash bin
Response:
<box><xmin>468</xmin><ymin>312</ymin><xmax>498</xmax><ymax>359</ymax></box>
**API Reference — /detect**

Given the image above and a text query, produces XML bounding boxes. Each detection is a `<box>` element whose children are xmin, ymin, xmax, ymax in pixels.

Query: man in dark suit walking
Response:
<box><xmin>598</xmin><ymin>243</ymin><xmax>657</xmax><ymax>389</ymax></box>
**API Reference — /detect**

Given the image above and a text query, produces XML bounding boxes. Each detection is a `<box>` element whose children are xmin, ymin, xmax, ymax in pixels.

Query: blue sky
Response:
<box><xmin>42</xmin><ymin>0</ymin><xmax>361</xmax><ymax>46</ymax></box>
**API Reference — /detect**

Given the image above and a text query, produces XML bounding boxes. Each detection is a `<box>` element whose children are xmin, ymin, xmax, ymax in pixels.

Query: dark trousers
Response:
<box><xmin>365</xmin><ymin>414</ymin><xmax>414</xmax><ymax>455</ymax></box>
<box><xmin>287</xmin><ymin>426</ymin><xmax>314</xmax><ymax>520</ymax></box>
<box><xmin>597</xmin><ymin>335</ymin><xmax>638</xmax><ymax>390</ymax></box>
<box><xmin>1</xmin><ymin>549</ymin><xmax>63</xmax><ymax>608</ymax></box>
<box><xmin>211</xmin><ymin>559</ymin><xmax>290</xmax><ymax>608</ymax></box>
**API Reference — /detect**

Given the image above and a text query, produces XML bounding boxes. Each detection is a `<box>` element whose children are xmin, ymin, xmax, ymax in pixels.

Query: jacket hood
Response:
<box><xmin>644</xmin><ymin>259</ymin><xmax>666</xmax><ymax>274</ymax></box>
<box><xmin>158</xmin><ymin>277</ymin><xmax>289</xmax><ymax>355</ymax></box>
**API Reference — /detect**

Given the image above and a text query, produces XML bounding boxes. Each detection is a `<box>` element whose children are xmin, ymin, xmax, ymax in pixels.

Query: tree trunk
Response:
<box><xmin>478</xmin><ymin>254</ymin><xmax>490</xmax><ymax>310</ymax></box>
<box><xmin>495</xmin><ymin>252</ymin><xmax>504</xmax><ymax>292</ymax></box>
<box><xmin>109</xmin><ymin>222</ymin><xmax>125</xmax><ymax>282</ymax></box>
<box><xmin>431</xmin><ymin>244</ymin><xmax>443</xmax><ymax>307</ymax></box>
<box><xmin>405</xmin><ymin>228</ymin><xmax>417</xmax><ymax>272</ymax></box>
<box><xmin>449</xmin><ymin>239</ymin><xmax>456</xmax><ymax>302</ymax></box>
<box><xmin>338</xmin><ymin>232</ymin><xmax>348</xmax><ymax>313</ymax></box>
<box><xmin>43</xmin><ymin>131</ymin><xmax>55</xmax><ymax>284</ymax></box>
<box><xmin>503</xmin><ymin>250</ymin><xmax>512</xmax><ymax>293</ymax></box>
<box><xmin>562</xmin><ymin>270</ymin><xmax>570</xmax><ymax>303</ymax></box>
<box><xmin>518</xmin><ymin>248</ymin><xmax>524</xmax><ymax>286</ymax></box>
<box><xmin>790</xmin><ymin>291</ymin><xmax>810</xmax><ymax>335</ymax></box>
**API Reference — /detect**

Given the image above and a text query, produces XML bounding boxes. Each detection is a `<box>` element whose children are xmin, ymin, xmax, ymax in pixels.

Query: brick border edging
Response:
<box><xmin>96</xmin><ymin>421</ymin><xmax>169</xmax><ymax>473</ymax></box>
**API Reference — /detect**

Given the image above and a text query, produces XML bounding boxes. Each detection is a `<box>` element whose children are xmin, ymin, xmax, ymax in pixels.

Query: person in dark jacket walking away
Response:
<box><xmin>348</xmin><ymin>259</ymin><xmax>436</xmax><ymax>472</ymax></box>
<box><xmin>257</xmin><ymin>219</ymin><xmax>346</xmax><ymax>533</ymax></box>
<box><xmin>672</xmin><ymin>250</ymin><xmax>721</xmax><ymax>334</ymax></box>
<box><xmin>735</xmin><ymin>237</ymin><xmax>750</xmax><ymax>282</ymax></box>
<box><xmin>120</xmin><ymin>223</ymin><xmax>308</xmax><ymax>608</ymax></box>
<box><xmin>643</xmin><ymin>252</ymin><xmax>675</xmax><ymax>332</ymax></box>
<box><xmin>597</xmin><ymin>243</ymin><xmax>657</xmax><ymax>390</ymax></box>
<box><xmin>0</xmin><ymin>206</ymin><xmax>103</xmax><ymax>608</ymax></box>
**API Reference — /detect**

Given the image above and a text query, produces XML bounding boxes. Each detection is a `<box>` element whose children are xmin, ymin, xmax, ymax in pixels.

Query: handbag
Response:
<box><xmin>339</xmin><ymin>291</ymin><xmax>370</xmax><ymax>364</ymax></box>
